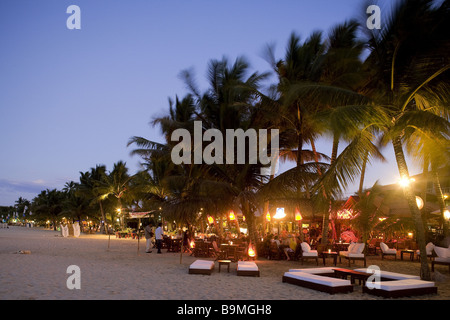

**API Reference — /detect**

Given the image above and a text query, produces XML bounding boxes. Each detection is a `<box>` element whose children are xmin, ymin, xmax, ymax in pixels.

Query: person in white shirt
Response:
<box><xmin>155</xmin><ymin>223</ymin><xmax>164</xmax><ymax>254</ymax></box>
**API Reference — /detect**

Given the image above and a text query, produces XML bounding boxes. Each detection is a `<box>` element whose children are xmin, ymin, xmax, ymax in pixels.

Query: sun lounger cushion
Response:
<box><xmin>284</xmin><ymin>272</ymin><xmax>351</xmax><ymax>287</ymax></box>
<box><xmin>339</xmin><ymin>251</ymin><xmax>364</xmax><ymax>258</ymax></box>
<box><xmin>434</xmin><ymin>246</ymin><xmax>450</xmax><ymax>258</ymax></box>
<box><xmin>189</xmin><ymin>260</ymin><xmax>215</xmax><ymax>270</ymax></box>
<box><xmin>354</xmin><ymin>268</ymin><xmax>420</xmax><ymax>280</ymax></box>
<box><xmin>300</xmin><ymin>242</ymin><xmax>311</xmax><ymax>253</ymax></box>
<box><xmin>303</xmin><ymin>250</ymin><xmax>318</xmax><ymax>257</ymax></box>
<box><xmin>237</xmin><ymin>261</ymin><xmax>259</xmax><ymax>271</ymax></box>
<box><xmin>416</xmin><ymin>242</ymin><xmax>435</xmax><ymax>255</ymax></box>
<box><xmin>380</xmin><ymin>242</ymin><xmax>396</xmax><ymax>254</ymax></box>
<box><xmin>372</xmin><ymin>279</ymin><xmax>435</xmax><ymax>292</ymax></box>
<box><xmin>434</xmin><ymin>257</ymin><xmax>450</xmax><ymax>263</ymax></box>
<box><xmin>288</xmin><ymin>267</ymin><xmax>336</xmax><ymax>274</ymax></box>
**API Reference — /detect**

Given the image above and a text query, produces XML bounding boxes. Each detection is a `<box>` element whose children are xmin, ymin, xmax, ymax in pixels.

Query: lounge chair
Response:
<box><xmin>431</xmin><ymin>246</ymin><xmax>450</xmax><ymax>273</ymax></box>
<box><xmin>282</xmin><ymin>271</ymin><xmax>353</xmax><ymax>295</ymax></box>
<box><xmin>339</xmin><ymin>242</ymin><xmax>366</xmax><ymax>267</ymax></box>
<box><xmin>188</xmin><ymin>259</ymin><xmax>215</xmax><ymax>275</ymax></box>
<box><xmin>362</xmin><ymin>279</ymin><xmax>437</xmax><ymax>298</ymax></box>
<box><xmin>299</xmin><ymin>242</ymin><xmax>319</xmax><ymax>265</ymax></box>
<box><xmin>237</xmin><ymin>261</ymin><xmax>260</xmax><ymax>277</ymax></box>
<box><xmin>415</xmin><ymin>242</ymin><xmax>434</xmax><ymax>261</ymax></box>
<box><xmin>380</xmin><ymin>242</ymin><xmax>397</xmax><ymax>260</ymax></box>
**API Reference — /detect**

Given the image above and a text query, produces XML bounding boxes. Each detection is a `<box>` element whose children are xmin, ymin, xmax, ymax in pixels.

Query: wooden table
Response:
<box><xmin>322</xmin><ymin>251</ymin><xmax>338</xmax><ymax>266</ymax></box>
<box><xmin>401</xmin><ymin>250</ymin><xmax>415</xmax><ymax>261</ymax></box>
<box><xmin>218</xmin><ymin>260</ymin><xmax>232</xmax><ymax>273</ymax></box>
<box><xmin>333</xmin><ymin>268</ymin><xmax>372</xmax><ymax>285</ymax></box>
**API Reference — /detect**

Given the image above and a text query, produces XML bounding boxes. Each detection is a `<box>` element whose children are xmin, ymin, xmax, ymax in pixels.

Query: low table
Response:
<box><xmin>333</xmin><ymin>268</ymin><xmax>372</xmax><ymax>285</ymax></box>
<box><xmin>322</xmin><ymin>251</ymin><xmax>338</xmax><ymax>266</ymax></box>
<box><xmin>218</xmin><ymin>260</ymin><xmax>231</xmax><ymax>273</ymax></box>
<box><xmin>401</xmin><ymin>250</ymin><xmax>415</xmax><ymax>261</ymax></box>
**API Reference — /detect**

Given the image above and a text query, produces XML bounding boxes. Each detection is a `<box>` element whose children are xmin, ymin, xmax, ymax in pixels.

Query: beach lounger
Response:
<box><xmin>431</xmin><ymin>246</ymin><xmax>450</xmax><ymax>273</ymax></box>
<box><xmin>288</xmin><ymin>267</ymin><xmax>336</xmax><ymax>277</ymax></box>
<box><xmin>339</xmin><ymin>243</ymin><xmax>366</xmax><ymax>267</ymax></box>
<box><xmin>237</xmin><ymin>261</ymin><xmax>260</xmax><ymax>277</ymax></box>
<box><xmin>188</xmin><ymin>259</ymin><xmax>215</xmax><ymax>275</ymax></box>
<box><xmin>354</xmin><ymin>268</ymin><xmax>420</xmax><ymax>281</ymax></box>
<box><xmin>362</xmin><ymin>279</ymin><xmax>437</xmax><ymax>298</ymax></box>
<box><xmin>380</xmin><ymin>242</ymin><xmax>397</xmax><ymax>260</ymax></box>
<box><xmin>282</xmin><ymin>271</ymin><xmax>353</xmax><ymax>295</ymax></box>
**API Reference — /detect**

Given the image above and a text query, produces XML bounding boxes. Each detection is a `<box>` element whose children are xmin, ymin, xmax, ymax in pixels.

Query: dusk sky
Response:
<box><xmin>0</xmin><ymin>0</ymin><xmax>421</xmax><ymax>206</ymax></box>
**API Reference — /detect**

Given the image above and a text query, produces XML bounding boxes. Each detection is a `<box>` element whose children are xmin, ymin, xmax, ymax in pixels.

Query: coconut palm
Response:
<box><xmin>360</xmin><ymin>0</ymin><xmax>450</xmax><ymax>280</ymax></box>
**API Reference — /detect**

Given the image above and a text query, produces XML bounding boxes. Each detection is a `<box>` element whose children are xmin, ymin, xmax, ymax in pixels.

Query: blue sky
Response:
<box><xmin>0</xmin><ymin>0</ymin><xmax>421</xmax><ymax>206</ymax></box>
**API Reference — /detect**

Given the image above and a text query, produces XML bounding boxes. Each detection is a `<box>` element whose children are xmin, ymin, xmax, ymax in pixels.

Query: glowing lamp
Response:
<box><xmin>229</xmin><ymin>211</ymin><xmax>236</xmax><ymax>221</ymax></box>
<box><xmin>207</xmin><ymin>216</ymin><xmax>214</xmax><ymax>224</ymax></box>
<box><xmin>190</xmin><ymin>241</ymin><xmax>195</xmax><ymax>248</ymax></box>
<box><xmin>399</xmin><ymin>177</ymin><xmax>415</xmax><ymax>188</ymax></box>
<box><xmin>248</xmin><ymin>246</ymin><xmax>256</xmax><ymax>257</ymax></box>
<box><xmin>295</xmin><ymin>208</ymin><xmax>302</xmax><ymax>221</ymax></box>
<box><xmin>266</xmin><ymin>212</ymin><xmax>271</xmax><ymax>222</ymax></box>
<box><xmin>274</xmin><ymin>208</ymin><xmax>286</xmax><ymax>219</ymax></box>
<box><xmin>415</xmin><ymin>196</ymin><xmax>424</xmax><ymax>210</ymax></box>
<box><xmin>444</xmin><ymin>210</ymin><xmax>450</xmax><ymax>221</ymax></box>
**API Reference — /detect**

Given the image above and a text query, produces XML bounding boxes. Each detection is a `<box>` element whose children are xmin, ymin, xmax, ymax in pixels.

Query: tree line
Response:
<box><xmin>4</xmin><ymin>0</ymin><xmax>449</xmax><ymax>280</ymax></box>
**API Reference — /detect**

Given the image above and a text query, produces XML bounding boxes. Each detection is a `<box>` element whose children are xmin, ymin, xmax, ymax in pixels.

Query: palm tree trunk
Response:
<box><xmin>311</xmin><ymin>139</ymin><xmax>330</xmax><ymax>245</ymax></box>
<box><xmin>359</xmin><ymin>150</ymin><xmax>369</xmax><ymax>194</ymax></box>
<box><xmin>392</xmin><ymin>136</ymin><xmax>431</xmax><ymax>280</ymax></box>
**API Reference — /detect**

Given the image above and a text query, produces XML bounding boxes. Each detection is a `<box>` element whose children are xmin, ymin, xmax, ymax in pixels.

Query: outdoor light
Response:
<box><xmin>295</xmin><ymin>208</ymin><xmax>302</xmax><ymax>221</ymax></box>
<box><xmin>248</xmin><ymin>246</ymin><xmax>256</xmax><ymax>258</ymax></box>
<box><xmin>207</xmin><ymin>216</ymin><xmax>214</xmax><ymax>224</ymax></box>
<box><xmin>229</xmin><ymin>211</ymin><xmax>236</xmax><ymax>221</ymax></box>
<box><xmin>416</xmin><ymin>196</ymin><xmax>424</xmax><ymax>210</ymax></box>
<box><xmin>399</xmin><ymin>177</ymin><xmax>415</xmax><ymax>187</ymax></box>
<box><xmin>266</xmin><ymin>212</ymin><xmax>271</xmax><ymax>222</ymax></box>
<box><xmin>444</xmin><ymin>210</ymin><xmax>450</xmax><ymax>221</ymax></box>
<box><xmin>274</xmin><ymin>208</ymin><xmax>286</xmax><ymax>219</ymax></box>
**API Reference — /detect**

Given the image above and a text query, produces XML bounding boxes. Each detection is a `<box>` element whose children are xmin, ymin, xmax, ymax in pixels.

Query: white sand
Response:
<box><xmin>1</xmin><ymin>226</ymin><xmax>449</xmax><ymax>300</ymax></box>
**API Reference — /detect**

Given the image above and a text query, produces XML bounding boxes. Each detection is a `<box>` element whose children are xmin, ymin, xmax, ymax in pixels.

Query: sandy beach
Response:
<box><xmin>1</xmin><ymin>226</ymin><xmax>449</xmax><ymax>300</ymax></box>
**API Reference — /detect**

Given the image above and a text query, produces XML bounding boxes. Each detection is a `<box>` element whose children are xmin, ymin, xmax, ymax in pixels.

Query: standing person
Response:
<box><xmin>155</xmin><ymin>223</ymin><xmax>164</xmax><ymax>254</ymax></box>
<box><xmin>144</xmin><ymin>224</ymin><xmax>153</xmax><ymax>253</ymax></box>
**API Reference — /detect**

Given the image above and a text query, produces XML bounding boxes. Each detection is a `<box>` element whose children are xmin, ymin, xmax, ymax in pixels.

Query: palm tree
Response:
<box><xmin>31</xmin><ymin>189</ymin><xmax>65</xmax><ymax>231</ymax></box>
<box><xmin>360</xmin><ymin>0</ymin><xmax>450</xmax><ymax>280</ymax></box>
<box><xmin>351</xmin><ymin>182</ymin><xmax>388</xmax><ymax>245</ymax></box>
<box><xmin>77</xmin><ymin>165</ymin><xmax>110</xmax><ymax>233</ymax></box>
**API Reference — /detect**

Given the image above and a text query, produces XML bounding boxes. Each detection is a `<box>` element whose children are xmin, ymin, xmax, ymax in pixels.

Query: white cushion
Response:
<box><xmin>348</xmin><ymin>253</ymin><xmax>365</xmax><ymax>258</ymax></box>
<box><xmin>434</xmin><ymin>246</ymin><xmax>450</xmax><ymax>258</ymax></box>
<box><xmin>339</xmin><ymin>251</ymin><xmax>349</xmax><ymax>257</ymax></box>
<box><xmin>355</xmin><ymin>268</ymin><xmax>420</xmax><ymax>280</ymax></box>
<box><xmin>237</xmin><ymin>261</ymin><xmax>258</xmax><ymax>271</ymax></box>
<box><xmin>189</xmin><ymin>260</ymin><xmax>214</xmax><ymax>270</ymax></box>
<box><xmin>385</xmin><ymin>248</ymin><xmax>397</xmax><ymax>254</ymax></box>
<box><xmin>347</xmin><ymin>243</ymin><xmax>356</xmax><ymax>253</ymax></box>
<box><xmin>284</xmin><ymin>272</ymin><xmax>351</xmax><ymax>287</ymax></box>
<box><xmin>354</xmin><ymin>243</ymin><xmax>365</xmax><ymax>254</ymax></box>
<box><xmin>371</xmin><ymin>279</ymin><xmax>435</xmax><ymax>292</ymax></box>
<box><xmin>300</xmin><ymin>242</ymin><xmax>311</xmax><ymax>253</ymax></box>
<box><xmin>435</xmin><ymin>257</ymin><xmax>450</xmax><ymax>263</ymax></box>
<box><xmin>302</xmin><ymin>250</ymin><xmax>318</xmax><ymax>257</ymax></box>
<box><xmin>289</xmin><ymin>267</ymin><xmax>335</xmax><ymax>274</ymax></box>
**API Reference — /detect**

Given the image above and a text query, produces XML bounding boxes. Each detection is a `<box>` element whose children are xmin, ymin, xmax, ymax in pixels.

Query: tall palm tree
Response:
<box><xmin>360</xmin><ymin>0</ymin><xmax>450</xmax><ymax>280</ymax></box>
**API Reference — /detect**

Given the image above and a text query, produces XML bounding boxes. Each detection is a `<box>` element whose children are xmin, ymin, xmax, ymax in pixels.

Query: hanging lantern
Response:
<box><xmin>295</xmin><ymin>208</ymin><xmax>303</xmax><ymax>221</ymax></box>
<box><xmin>190</xmin><ymin>240</ymin><xmax>195</xmax><ymax>248</ymax></box>
<box><xmin>266</xmin><ymin>212</ymin><xmax>271</xmax><ymax>222</ymax></box>
<box><xmin>229</xmin><ymin>211</ymin><xmax>236</xmax><ymax>221</ymax></box>
<box><xmin>207</xmin><ymin>216</ymin><xmax>214</xmax><ymax>224</ymax></box>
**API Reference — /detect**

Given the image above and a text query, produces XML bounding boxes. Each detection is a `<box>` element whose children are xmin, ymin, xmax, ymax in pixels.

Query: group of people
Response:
<box><xmin>143</xmin><ymin>223</ymin><xmax>164</xmax><ymax>254</ymax></box>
